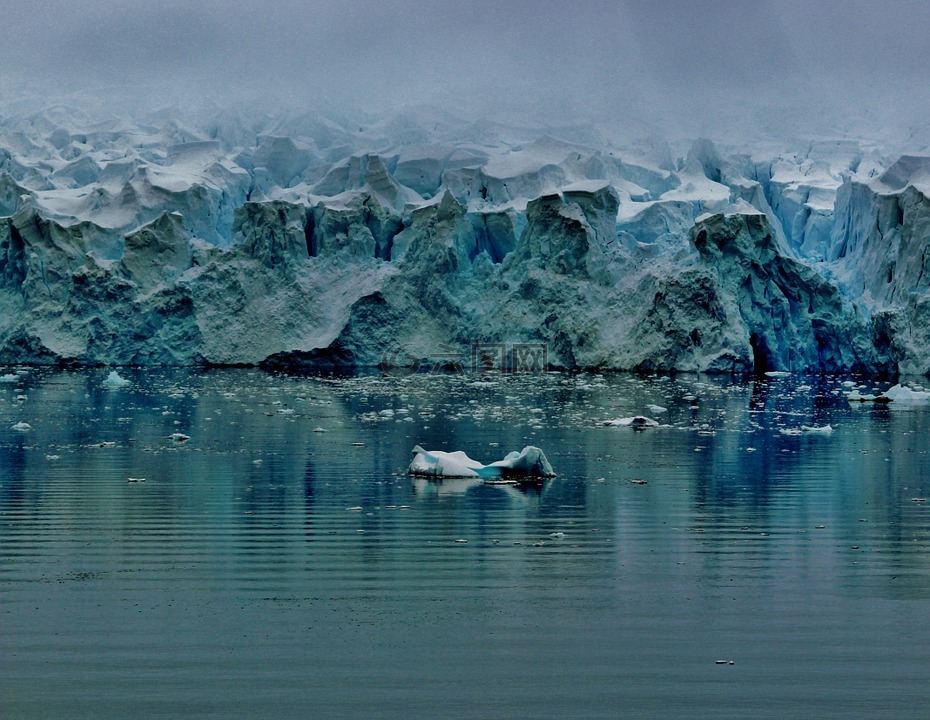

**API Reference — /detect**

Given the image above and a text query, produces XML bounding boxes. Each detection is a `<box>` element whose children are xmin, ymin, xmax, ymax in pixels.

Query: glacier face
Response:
<box><xmin>0</xmin><ymin>105</ymin><xmax>929</xmax><ymax>374</ymax></box>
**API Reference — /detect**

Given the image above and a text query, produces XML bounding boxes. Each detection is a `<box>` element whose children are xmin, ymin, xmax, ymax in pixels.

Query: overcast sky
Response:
<box><xmin>3</xmin><ymin>0</ymin><xmax>930</xmax><ymax>138</ymax></box>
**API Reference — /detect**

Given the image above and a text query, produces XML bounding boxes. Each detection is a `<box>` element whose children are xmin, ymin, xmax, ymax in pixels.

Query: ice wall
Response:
<box><xmin>0</xmin><ymin>106</ymin><xmax>928</xmax><ymax>374</ymax></box>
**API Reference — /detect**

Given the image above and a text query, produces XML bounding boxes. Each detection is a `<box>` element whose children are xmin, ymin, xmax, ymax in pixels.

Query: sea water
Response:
<box><xmin>2</xmin><ymin>368</ymin><xmax>930</xmax><ymax>719</ymax></box>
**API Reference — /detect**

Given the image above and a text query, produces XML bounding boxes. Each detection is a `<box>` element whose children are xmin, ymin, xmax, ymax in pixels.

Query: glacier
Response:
<box><xmin>1</xmin><ymin>104</ymin><xmax>930</xmax><ymax>375</ymax></box>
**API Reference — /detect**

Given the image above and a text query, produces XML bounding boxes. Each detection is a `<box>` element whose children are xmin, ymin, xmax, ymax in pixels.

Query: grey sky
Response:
<box><xmin>3</xmin><ymin>1</ymin><xmax>930</xmax><ymax>138</ymax></box>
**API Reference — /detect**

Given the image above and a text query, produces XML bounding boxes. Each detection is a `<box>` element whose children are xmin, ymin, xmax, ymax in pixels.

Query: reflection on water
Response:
<box><xmin>2</xmin><ymin>368</ymin><xmax>930</xmax><ymax>719</ymax></box>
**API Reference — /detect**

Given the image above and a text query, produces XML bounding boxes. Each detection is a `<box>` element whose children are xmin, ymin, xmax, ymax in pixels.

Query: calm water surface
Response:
<box><xmin>2</xmin><ymin>368</ymin><xmax>930</xmax><ymax>719</ymax></box>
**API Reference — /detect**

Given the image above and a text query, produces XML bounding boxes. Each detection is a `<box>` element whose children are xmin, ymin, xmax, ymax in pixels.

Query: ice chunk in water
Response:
<box><xmin>602</xmin><ymin>416</ymin><xmax>660</xmax><ymax>428</ymax></box>
<box><xmin>104</xmin><ymin>371</ymin><xmax>131</xmax><ymax>389</ymax></box>
<box><xmin>881</xmin><ymin>384</ymin><xmax>930</xmax><ymax>403</ymax></box>
<box><xmin>408</xmin><ymin>445</ymin><xmax>555</xmax><ymax>479</ymax></box>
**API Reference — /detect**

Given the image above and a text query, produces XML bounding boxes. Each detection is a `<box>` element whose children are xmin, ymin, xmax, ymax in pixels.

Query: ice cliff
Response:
<box><xmin>1</xmin><ymin>105</ymin><xmax>929</xmax><ymax>374</ymax></box>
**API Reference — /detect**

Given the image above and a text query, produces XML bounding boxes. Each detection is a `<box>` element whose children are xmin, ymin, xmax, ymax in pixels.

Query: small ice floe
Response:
<box><xmin>103</xmin><ymin>370</ymin><xmax>131</xmax><ymax>389</ymax></box>
<box><xmin>782</xmin><ymin>424</ymin><xmax>833</xmax><ymax>436</ymax></box>
<box><xmin>764</xmin><ymin>371</ymin><xmax>791</xmax><ymax>377</ymax></box>
<box><xmin>879</xmin><ymin>384</ymin><xmax>930</xmax><ymax>403</ymax></box>
<box><xmin>0</xmin><ymin>373</ymin><xmax>18</xmax><ymax>383</ymax></box>
<box><xmin>168</xmin><ymin>432</ymin><xmax>190</xmax><ymax>443</ymax></box>
<box><xmin>602</xmin><ymin>416</ymin><xmax>660</xmax><ymax>429</ymax></box>
<box><xmin>646</xmin><ymin>404</ymin><xmax>667</xmax><ymax>414</ymax></box>
<box><xmin>801</xmin><ymin>424</ymin><xmax>833</xmax><ymax>435</ymax></box>
<box><xmin>11</xmin><ymin>421</ymin><xmax>31</xmax><ymax>431</ymax></box>
<box><xmin>312</xmin><ymin>427</ymin><xmax>327</xmax><ymax>433</ymax></box>
<box><xmin>45</xmin><ymin>454</ymin><xmax>60</xmax><ymax>460</ymax></box>
<box><xmin>408</xmin><ymin>445</ymin><xmax>556</xmax><ymax>479</ymax></box>
<box><xmin>127</xmin><ymin>477</ymin><xmax>145</xmax><ymax>483</ymax></box>
<box><xmin>846</xmin><ymin>390</ymin><xmax>877</xmax><ymax>402</ymax></box>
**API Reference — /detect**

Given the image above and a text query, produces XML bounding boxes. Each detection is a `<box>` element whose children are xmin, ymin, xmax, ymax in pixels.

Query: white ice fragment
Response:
<box><xmin>881</xmin><ymin>384</ymin><xmax>930</xmax><ymax>403</ymax></box>
<box><xmin>409</xmin><ymin>445</ymin><xmax>555</xmax><ymax>479</ymax></box>
<box><xmin>646</xmin><ymin>404</ymin><xmax>668</xmax><ymax>413</ymax></box>
<box><xmin>103</xmin><ymin>370</ymin><xmax>131</xmax><ymax>388</ymax></box>
<box><xmin>801</xmin><ymin>424</ymin><xmax>833</xmax><ymax>434</ymax></box>
<box><xmin>602</xmin><ymin>416</ymin><xmax>660</xmax><ymax>428</ymax></box>
<box><xmin>168</xmin><ymin>432</ymin><xmax>191</xmax><ymax>443</ymax></box>
<box><xmin>846</xmin><ymin>390</ymin><xmax>876</xmax><ymax>402</ymax></box>
<box><xmin>313</xmin><ymin>427</ymin><xmax>327</xmax><ymax>432</ymax></box>
<box><xmin>764</xmin><ymin>371</ymin><xmax>791</xmax><ymax>377</ymax></box>
<box><xmin>11</xmin><ymin>421</ymin><xmax>31</xmax><ymax>431</ymax></box>
<box><xmin>378</xmin><ymin>409</ymin><xmax>395</xmax><ymax>418</ymax></box>
<box><xmin>0</xmin><ymin>374</ymin><xmax>18</xmax><ymax>383</ymax></box>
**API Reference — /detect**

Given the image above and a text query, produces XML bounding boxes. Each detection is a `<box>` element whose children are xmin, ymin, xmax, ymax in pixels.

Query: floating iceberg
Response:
<box><xmin>880</xmin><ymin>384</ymin><xmax>930</xmax><ymax>403</ymax></box>
<box><xmin>846</xmin><ymin>390</ymin><xmax>877</xmax><ymax>402</ymax></box>
<box><xmin>408</xmin><ymin>445</ymin><xmax>555</xmax><ymax>479</ymax></box>
<box><xmin>602</xmin><ymin>416</ymin><xmax>660</xmax><ymax>428</ymax></box>
<box><xmin>801</xmin><ymin>424</ymin><xmax>834</xmax><ymax>434</ymax></box>
<box><xmin>103</xmin><ymin>371</ymin><xmax>131</xmax><ymax>388</ymax></box>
